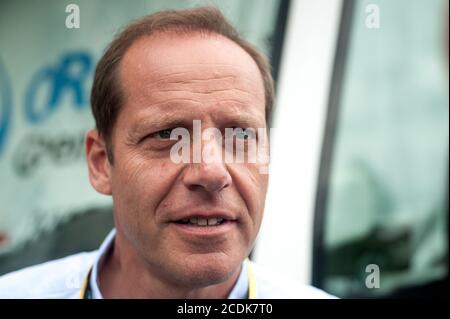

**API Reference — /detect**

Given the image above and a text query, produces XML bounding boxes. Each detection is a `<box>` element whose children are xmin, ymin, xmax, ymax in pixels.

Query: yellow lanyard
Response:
<box><xmin>245</xmin><ymin>258</ymin><xmax>257</xmax><ymax>299</ymax></box>
<box><xmin>80</xmin><ymin>258</ymin><xmax>256</xmax><ymax>299</ymax></box>
<box><xmin>79</xmin><ymin>266</ymin><xmax>92</xmax><ymax>299</ymax></box>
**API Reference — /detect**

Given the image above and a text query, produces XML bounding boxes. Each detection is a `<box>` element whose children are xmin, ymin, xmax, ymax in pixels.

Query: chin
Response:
<box><xmin>176</xmin><ymin>252</ymin><xmax>241</xmax><ymax>287</ymax></box>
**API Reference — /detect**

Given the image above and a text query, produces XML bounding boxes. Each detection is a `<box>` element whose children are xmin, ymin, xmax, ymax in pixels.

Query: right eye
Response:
<box><xmin>149</xmin><ymin>128</ymin><xmax>173</xmax><ymax>140</ymax></box>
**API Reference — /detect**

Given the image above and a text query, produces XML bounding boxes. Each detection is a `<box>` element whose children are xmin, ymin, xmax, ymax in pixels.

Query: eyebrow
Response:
<box><xmin>126</xmin><ymin>100</ymin><xmax>265</xmax><ymax>141</ymax></box>
<box><xmin>126</xmin><ymin>114</ymin><xmax>189</xmax><ymax>142</ymax></box>
<box><xmin>125</xmin><ymin>99</ymin><xmax>199</xmax><ymax>137</ymax></box>
<box><xmin>215</xmin><ymin>112</ymin><xmax>265</xmax><ymax>129</ymax></box>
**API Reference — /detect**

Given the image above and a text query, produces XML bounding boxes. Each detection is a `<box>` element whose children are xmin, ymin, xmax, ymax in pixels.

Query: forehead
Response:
<box><xmin>120</xmin><ymin>31</ymin><xmax>263</xmax><ymax>85</ymax></box>
<box><xmin>118</xmin><ymin>32</ymin><xmax>265</xmax><ymax>124</ymax></box>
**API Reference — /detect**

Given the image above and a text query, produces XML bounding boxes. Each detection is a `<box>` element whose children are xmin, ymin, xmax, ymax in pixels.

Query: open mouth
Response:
<box><xmin>174</xmin><ymin>217</ymin><xmax>229</xmax><ymax>227</ymax></box>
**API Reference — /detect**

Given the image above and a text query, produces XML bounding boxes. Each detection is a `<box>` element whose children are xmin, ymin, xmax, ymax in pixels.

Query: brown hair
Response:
<box><xmin>90</xmin><ymin>6</ymin><xmax>275</xmax><ymax>162</ymax></box>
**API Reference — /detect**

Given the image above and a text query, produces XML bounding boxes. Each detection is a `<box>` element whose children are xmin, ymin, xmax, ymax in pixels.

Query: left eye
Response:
<box><xmin>234</xmin><ymin>128</ymin><xmax>256</xmax><ymax>140</ymax></box>
<box><xmin>150</xmin><ymin>129</ymin><xmax>173</xmax><ymax>140</ymax></box>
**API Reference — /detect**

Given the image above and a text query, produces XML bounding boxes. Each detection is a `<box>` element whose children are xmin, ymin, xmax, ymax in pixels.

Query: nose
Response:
<box><xmin>183</xmin><ymin>162</ymin><xmax>232</xmax><ymax>192</ymax></box>
<box><xmin>182</xmin><ymin>143</ymin><xmax>231</xmax><ymax>193</ymax></box>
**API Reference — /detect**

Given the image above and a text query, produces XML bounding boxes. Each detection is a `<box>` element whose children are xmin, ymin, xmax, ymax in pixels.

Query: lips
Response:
<box><xmin>177</xmin><ymin>217</ymin><xmax>225</xmax><ymax>226</ymax></box>
<box><xmin>171</xmin><ymin>217</ymin><xmax>236</xmax><ymax>237</ymax></box>
<box><xmin>170</xmin><ymin>211</ymin><xmax>237</xmax><ymax>226</ymax></box>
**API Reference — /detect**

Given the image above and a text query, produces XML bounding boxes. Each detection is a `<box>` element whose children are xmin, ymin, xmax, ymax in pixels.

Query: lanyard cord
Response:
<box><xmin>245</xmin><ymin>258</ymin><xmax>257</xmax><ymax>299</ymax></box>
<box><xmin>80</xmin><ymin>258</ymin><xmax>256</xmax><ymax>299</ymax></box>
<box><xmin>80</xmin><ymin>266</ymin><xmax>92</xmax><ymax>299</ymax></box>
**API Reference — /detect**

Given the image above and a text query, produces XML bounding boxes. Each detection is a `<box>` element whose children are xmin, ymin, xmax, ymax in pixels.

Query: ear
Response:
<box><xmin>85</xmin><ymin>129</ymin><xmax>112</xmax><ymax>195</ymax></box>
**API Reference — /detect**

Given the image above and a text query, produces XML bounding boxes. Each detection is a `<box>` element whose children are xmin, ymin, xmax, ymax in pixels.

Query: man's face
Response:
<box><xmin>106</xmin><ymin>32</ymin><xmax>267</xmax><ymax>287</ymax></box>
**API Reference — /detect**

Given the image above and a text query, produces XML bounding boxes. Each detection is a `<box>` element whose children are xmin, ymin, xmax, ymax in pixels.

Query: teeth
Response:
<box><xmin>186</xmin><ymin>217</ymin><xmax>225</xmax><ymax>226</ymax></box>
<box><xmin>207</xmin><ymin>218</ymin><xmax>217</xmax><ymax>226</ymax></box>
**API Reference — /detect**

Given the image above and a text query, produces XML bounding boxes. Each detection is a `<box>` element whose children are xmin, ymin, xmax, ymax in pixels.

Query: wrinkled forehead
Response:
<box><xmin>125</xmin><ymin>63</ymin><xmax>263</xmax><ymax>106</ymax></box>
<box><xmin>119</xmin><ymin>32</ymin><xmax>265</xmax><ymax>104</ymax></box>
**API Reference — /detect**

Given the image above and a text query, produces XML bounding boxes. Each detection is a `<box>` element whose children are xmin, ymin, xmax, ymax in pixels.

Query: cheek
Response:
<box><xmin>250</xmin><ymin>171</ymin><xmax>268</xmax><ymax>226</ymax></box>
<box><xmin>111</xmin><ymin>155</ymin><xmax>179</xmax><ymax>226</ymax></box>
<box><xmin>231</xmin><ymin>164</ymin><xmax>268</xmax><ymax>227</ymax></box>
<box><xmin>249</xmin><ymin>163</ymin><xmax>269</xmax><ymax>203</ymax></box>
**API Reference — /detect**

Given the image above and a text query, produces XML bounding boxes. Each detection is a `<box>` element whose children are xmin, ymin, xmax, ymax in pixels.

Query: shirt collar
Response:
<box><xmin>89</xmin><ymin>228</ymin><xmax>248</xmax><ymax>299</ymax></box>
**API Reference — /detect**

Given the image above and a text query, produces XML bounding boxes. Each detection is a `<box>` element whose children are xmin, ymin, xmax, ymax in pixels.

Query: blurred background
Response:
<box><xmin>0</xmin><ymin>0</ymin><xmax>448</xmax><ymax>298</ymax></box>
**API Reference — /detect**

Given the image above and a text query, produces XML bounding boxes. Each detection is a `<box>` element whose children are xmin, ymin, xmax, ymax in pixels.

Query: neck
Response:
<box><xmin>98</xmin><ymin>234</ymin><xmax>242</xmax><ymax>299</ymax></box>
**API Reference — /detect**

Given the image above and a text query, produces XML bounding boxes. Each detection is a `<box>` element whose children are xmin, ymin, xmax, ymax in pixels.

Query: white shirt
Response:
<box><xmin>0</xmin><ymin>229</ymin><xmax>335</xmax><ymax>299</ymax></box>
